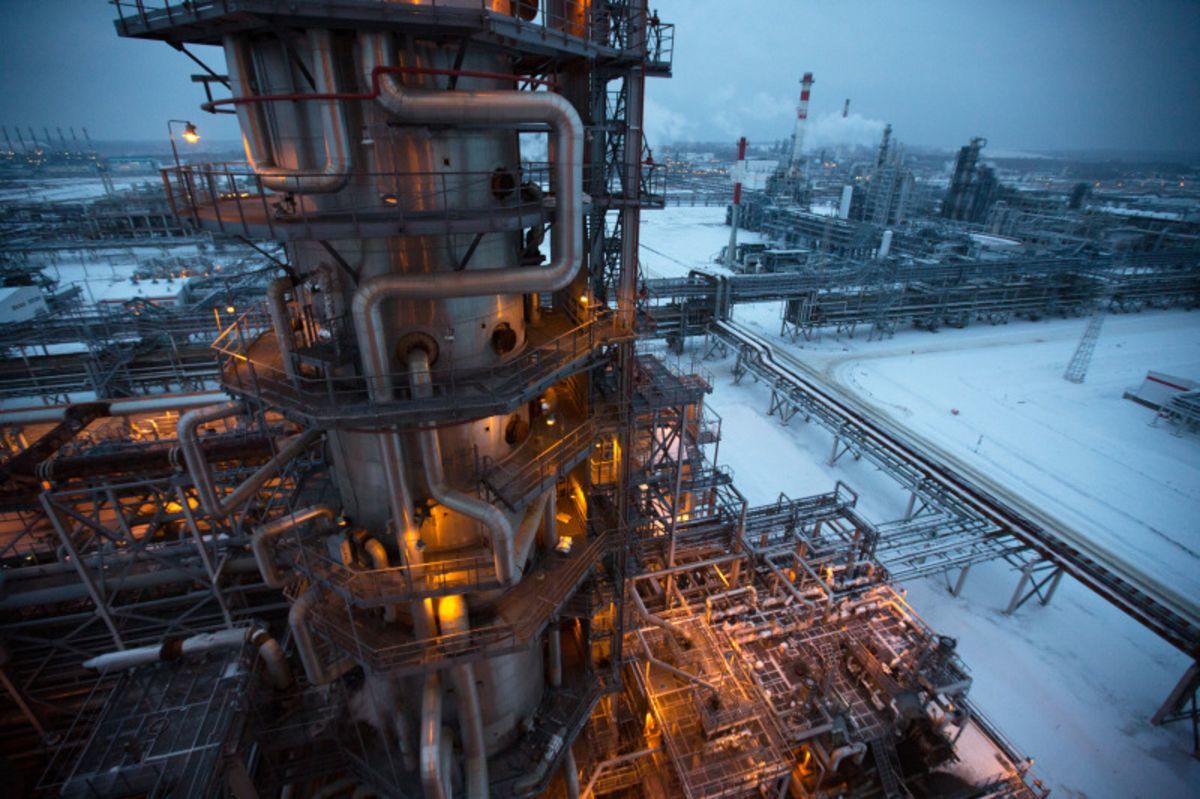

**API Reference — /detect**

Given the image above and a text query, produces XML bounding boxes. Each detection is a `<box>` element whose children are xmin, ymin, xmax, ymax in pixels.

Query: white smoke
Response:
<box><xmin>802</xmin><ymin>112</ymin><xmax>887</xmax><ymax>152</ymax></box>
<box><xmin>645</xmin><ymin>96</ymin><xmax>693</xmax><ymax>144</ymax></box>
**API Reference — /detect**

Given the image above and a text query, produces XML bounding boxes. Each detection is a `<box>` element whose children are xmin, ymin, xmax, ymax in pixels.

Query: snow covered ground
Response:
<box><xmin>640</xmin><ymin>205</ymin><xmax>1200</xmax><ymax>798</ymax></box>
<box><xmin>0</xmin><ymin>176</ymin><xmax>149</xmax><ymax>202</ymax></box>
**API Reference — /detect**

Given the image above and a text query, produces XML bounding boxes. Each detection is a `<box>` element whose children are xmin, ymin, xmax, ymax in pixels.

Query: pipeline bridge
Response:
<box><xmin>641</xmin><ymin>249</ymin><xmax>1200</xmax><ymax>344</ymax></box>
<box><xmin>710</xmin><ymin>318</ymin><xmax>1200</xmax><ymax>735</ymax></box>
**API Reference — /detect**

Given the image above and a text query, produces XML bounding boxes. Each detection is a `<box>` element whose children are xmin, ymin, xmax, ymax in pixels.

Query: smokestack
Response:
<box><xmin>839</xmin><ymin>185</ymin><xmax>853</xmax><ymax>220</ymax></box>
<box><xmin>724</xmin><ymin>136</ymin><xmax>748</xmax><ymax>269</ymax></box>
<box><xmin>842</xmin><ymin>98</ymin><xmax>850</xmax><ymax>118</ymax></box>
<box><xmin>787</xmin><ymin>72</ymin><xmax>814</xmax><ymax>178</ymax></box>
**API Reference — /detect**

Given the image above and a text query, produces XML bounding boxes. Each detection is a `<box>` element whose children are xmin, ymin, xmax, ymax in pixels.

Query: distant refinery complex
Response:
<box><xmin>0</xmin><ymin>4</ymin><xmax>1197</xmax><ymax>799</ymax></box>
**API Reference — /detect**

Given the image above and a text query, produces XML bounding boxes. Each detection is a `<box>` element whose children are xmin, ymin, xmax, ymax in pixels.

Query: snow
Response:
<box><xmin>0</xmin><ymin>176</ymin><xmax>148</xmax><ymax>202</ymax></box>
<box><xmin>640</xmin><ymin>204</ymin><xmax>1200</xmax><ymax>798</ymax></box>
<box><xmin>639</xmin><ymin>205</ymin><xmax>768</xmax><ymax>279</ymax></box>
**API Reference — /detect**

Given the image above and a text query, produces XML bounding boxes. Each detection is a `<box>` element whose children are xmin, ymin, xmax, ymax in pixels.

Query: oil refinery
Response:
<box><xmin>0</xmin><ymin>2</ymin><xmax>1198</xmax><ymax>798</ymax></box>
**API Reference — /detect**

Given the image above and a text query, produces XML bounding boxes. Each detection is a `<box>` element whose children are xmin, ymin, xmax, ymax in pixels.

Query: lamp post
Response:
<box><xmin>166</xmin><ymin>119</ymin><xmax>199</xmax><ymax>171</ymax></box>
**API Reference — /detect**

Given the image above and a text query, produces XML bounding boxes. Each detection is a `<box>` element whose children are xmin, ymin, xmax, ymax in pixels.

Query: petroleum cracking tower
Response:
<box><xmin>108</xmin><ymin>1</ymin><xmax>672</xmax><ymax>795</ymax></box>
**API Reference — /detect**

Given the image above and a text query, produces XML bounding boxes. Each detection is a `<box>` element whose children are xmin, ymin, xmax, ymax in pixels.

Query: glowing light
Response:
<box><xmin>225</xmin><ymin>305</ymin><xmax>236</xmax><ymax>314</ymax></box>
<box><xmin>181</xmin><ymin>122</ymin><xmax>200</xmax><ymax>144</ymax></box>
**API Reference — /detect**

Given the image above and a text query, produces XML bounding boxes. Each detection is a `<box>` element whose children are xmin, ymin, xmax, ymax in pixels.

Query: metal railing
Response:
<box><xmin>113</xmin><ymin>1</ymin><xmax>673</xmax><ymax>65</ymax></box>
<box><xmin>214</xmin><ymin>307</ymin><xmax>628</xmax><ymax>425</ymax></box>
<box><xmin>161</xmin><ymin>162</ymin><xmax>555</xmax><ymax>239</ymax></box>
<box><xmin>292</xmin><ymin>542</ymin><xmax>501</xmax><ymax>605</ymax></box>
<box><xmin>481</xmin><ymin>415</ymin><xmax>603</xmax><ymax>510</ymax></box>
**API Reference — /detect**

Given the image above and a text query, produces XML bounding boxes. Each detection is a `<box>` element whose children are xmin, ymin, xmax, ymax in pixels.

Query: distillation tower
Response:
<box><xmin>0</xmin><ymin>4</ymin><xmax>1051</xmax><ymax>798</ymax></box>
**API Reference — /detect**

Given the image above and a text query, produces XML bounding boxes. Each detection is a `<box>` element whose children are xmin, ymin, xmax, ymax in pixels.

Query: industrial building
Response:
<box><xmin>0</xmin><ymin>3</ymin><xmax>1196</xmax><ymax>799</ymax></box>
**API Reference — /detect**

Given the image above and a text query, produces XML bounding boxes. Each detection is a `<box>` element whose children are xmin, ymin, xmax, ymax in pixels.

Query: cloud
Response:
<box><xmin>645</xmin><ymin>96</ymin><xmax>693</xmax><ymax>145</ymax></box>
<box><xmin>803</xmin><ymin>112</ymin><xmax>887</xmax><ymax>151</ymax></box>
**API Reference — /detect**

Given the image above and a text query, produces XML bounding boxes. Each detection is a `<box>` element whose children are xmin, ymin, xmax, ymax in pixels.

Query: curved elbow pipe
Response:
<box><xmin>351</xmin><ymin>32</ymin><xmax>584</xmax><ymax>314</ymax></box>
<box><xmin>223</xmin><ymin>31</ymin><xmax>352</xmax><ymax>194</ymax></box>
<box><xmin>289</xmin><ymin>586</ymin><xmax>351</xmax><ymax>685</ymax></box>
<box><xmin>250</xmin><ymin>627</ymin><xmax>294</xmax><ymax>690</ymax></box>
<box><xmin>362</xmin><ymin>536</ymin><xmax>398</xmax><ymax>622</ymax></box>
<box><xmin>830</xmin><ymin>741</ymin><xmax>867</xmax><ymax>772</ymax></box>
<box><xmin>178</xmin><ymin>402</ymin><xmax>321</xmax><ymax>520</ymax></box>
<box><xmin>252</xmin><ymin>505</ymin><xmax>337</xmax><ymax>587</ymax></box>
<box><xmin>408</xmin><ymin>349</ymin><xmax>518</xmax><ymax>584</ymax></box>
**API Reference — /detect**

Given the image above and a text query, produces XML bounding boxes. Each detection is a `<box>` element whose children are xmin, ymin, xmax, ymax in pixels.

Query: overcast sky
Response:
<box><xmin>1</xmin><ymin>1</ymin><xmax>1197</xmax><ymax>154</ymax></box>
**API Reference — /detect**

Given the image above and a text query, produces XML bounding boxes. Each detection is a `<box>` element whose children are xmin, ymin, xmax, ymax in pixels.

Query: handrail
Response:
<box><xmin>214</xmin><ymin>307</ymin><xmax>627</xmax><ymax>425</ymax></box>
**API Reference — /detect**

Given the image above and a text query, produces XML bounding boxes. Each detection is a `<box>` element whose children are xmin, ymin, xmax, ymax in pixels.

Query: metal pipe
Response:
<box><xmin>629</xmin><ymin>584</ymin><xmax>697</xmax><ymax>647</ymax></box>
<box><xmin>352</xmin><ymin>31</ymin><xmax>583</xmax><ymax>307</ymax></box>
<box><xmin>178</xmin><ymin>401</ymin><xmax>320</xmax><ymax>519</ymax></box>
<box><xmin>829</xmin><ymin>741</ymin><xmax>867</xmax><ymax>771</ymax></box>
<box><xmin>223</xmin><ymin>30</ymin><xmax>352</xmax><ymax>193</ymax></box>
<box><xmin>542</xmin><ymin>487</ymin><xmax>558</xmax><ymax>550</ymax></box>
<box><xmin>252</xmin><ymin>505</ymin><xmax>337</xmax><ymax>587</ymax></box>
<box><xmin>548</xmin><ymin>622</ymin><xmax>562</xmax><ymax>688</ymax></box>
<box><xmin>511</xmin><ymin>730</ymin><xmax>565</xmax><ymax>793</ymax></box>
<box><xmin>0</xmin><ymin>391</ymin><xmax>231</xmax><ymax>425</ymax></box>
<box><xmin>437</xmin><ymin>595</ymin><xmax>488</xmax><ymax>798</ymax></box>
<box><xmin>563</xmin><ymin>748</ymin><xmax>580</xmax><ymax>799</ymax></box>
<box><xmin>251</xmin><ymin>627</ymin><xmax>294</xmax><ymax>689</ymax></box>
<box><xmin>420</xmin><ymin>672</ymin><xmax>449</xmax><ymax>799</ymax></box>
<box><xmin>514</xmin><ymin>488</ymin><xmax>553</xmax><ymax>570</ymax></box>
<box><xmin>408</xmin><ymin>348</ymin><xmax>518</xmax><ymax>584</ymax></box>
<box><xmin>290</xmin><ymin>585</ymin><xmax>351</xmax><ymax>685</ymax></box>
<box><xmin>580</xmin><ymin>747</ymin><xmax>660</xmax><ymax>799</ymax></box>
<box><xmin>82</xmin><ymin>627</ymin><xmax>248</xmax><ymax>671</ymax></box>
<box><xmin>267</xmin><ymin>276</ymin><xmax>300</xmax><ymax>386</ymax></box>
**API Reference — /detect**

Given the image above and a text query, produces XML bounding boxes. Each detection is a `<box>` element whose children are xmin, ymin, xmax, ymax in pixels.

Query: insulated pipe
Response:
<box><xmin>266</xmin><ymin>276</ymin><xmax>300</xmax><ymax>386</ymax></box>
<box><xmin>251</xmin><ymin>627</ymin><xmax>294</xmax><ymax>689</ymax></box>
<box><xmin>630</xmin><ymin>584</ymin><xmax>697</xmax><ymax>647</ymax></box>
<box><xmin>511</xmin><ymin>731</ymin><xmax>565</xmax><ymax>794</ymax></box>
<box><xmin>548</xmin><ymin>622</ymin><xmax>562</xmax><ymax>688</ymax></box>
<box><xmin>223</xmin><ymin>30</ymin><xmax>352</xmax><ymax>194</ymax></box>
<box><xmin>177</xmin><ymin>402</ymin><xmax>320</xmax><ymax>519</ymax></box>
<box><xmin>563</xmin><ymin>748</ymin><xmax>580</xmax><ymax>799</ymax></box>
<box><xmin>252</xmin><ymin>505</ymin><xmax>337</xmax><ymax>587</ymax></box>
<box><xmin>290</xmin><ymin>585</ymin><xmax>352</xmax><ymax>685</ymax></box>
<box><xmin>514</xmin><ymin>489</ymin><xmax>553</xmax><ymax>570</ymax></box>
<box><xmin>408</xmin><ymin>348</ymin><xmax>518</xmax><ymax>584</ymax></box>
<box><xmin>83</xmin><ymin>627</ymin><xmax>249</xmax><ymax>672</ymax></box>
<box><xmin>353</xmin><ymin>31</ymin><xmax>584</xmax><ymax>308</ymax></box>
<box><xmin>542</xmin><ymin>488</ymin><xmax>558</xmax><ymax>550</ymax></box>
<box><xmin>360</xmin><ymin>537</ymin><xmax>397</xmax><ymax>622</ymax></box>
<box><xmin>420</xmin><ymin>672</ymin><xmax>449</xmax><ymax>799</ymax></box>
<box><xmin>829</xmin><ymin>741</ymin><xmax>867</xmax><ymax>771</ymax></box>
<box><xmin>0</xmin><ymin>391</ymin><xmax>231</xmax><ymax>426</ymax></box>
<box><xmin>437</xmin><ymin>595</ymin><xmax>488</xmax><ymax>799</ymax></box>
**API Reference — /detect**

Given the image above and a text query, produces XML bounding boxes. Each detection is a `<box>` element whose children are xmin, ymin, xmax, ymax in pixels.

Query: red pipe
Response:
<box><xmin>201</xmin><ymin>65</ymin><xmax>559</xmax><ymax>114</ymax></box>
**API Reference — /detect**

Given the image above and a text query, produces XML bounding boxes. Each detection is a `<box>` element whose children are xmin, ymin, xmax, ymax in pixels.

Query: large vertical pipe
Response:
<box><xmin>437</xmin><ymin>595</ymin><xmax>488</xmax><ymax>798</ymax></box>
<box><xmin>408</xmin><ymin>348</ymin><xmax>517</xmax><ymax>584</ymax></box>
<box><xmin>222</xmin><ymin>30</ymin><xmax>352</xmax><ymax>193</ymax></box>
<box><xmin>421</xmin><ymin>672</ymin><xmax>449</xmax><ymax>799</ymax></box>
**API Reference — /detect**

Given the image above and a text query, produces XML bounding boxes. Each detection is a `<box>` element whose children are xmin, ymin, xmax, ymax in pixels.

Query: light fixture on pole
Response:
<box><xmin>166</xmin><ymin>119</ymin><xmax>199</xmax><ymax>171</ymax></box>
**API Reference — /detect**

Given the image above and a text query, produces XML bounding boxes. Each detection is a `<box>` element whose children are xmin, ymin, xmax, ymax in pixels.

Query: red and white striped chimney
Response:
<box><xmin>725</xmin><ymin>136</ymin><xmax>748</xmax><ymax>268</ymax></box>
<box><xmin>732</xmin><ymin>136</ymin><xmax>747</xmax><ymax>206</ymax></box>
<box><xmin>788</xmin><ymin>72</ymin><xmax>815</xmax><ymax>178</ymax></box>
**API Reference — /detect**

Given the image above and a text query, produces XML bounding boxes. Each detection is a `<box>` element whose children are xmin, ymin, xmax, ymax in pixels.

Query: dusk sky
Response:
<box><xmin>1</xmin><ymin>1</ymin><xmax>1197</xmax><ymax>154</ymax></box>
